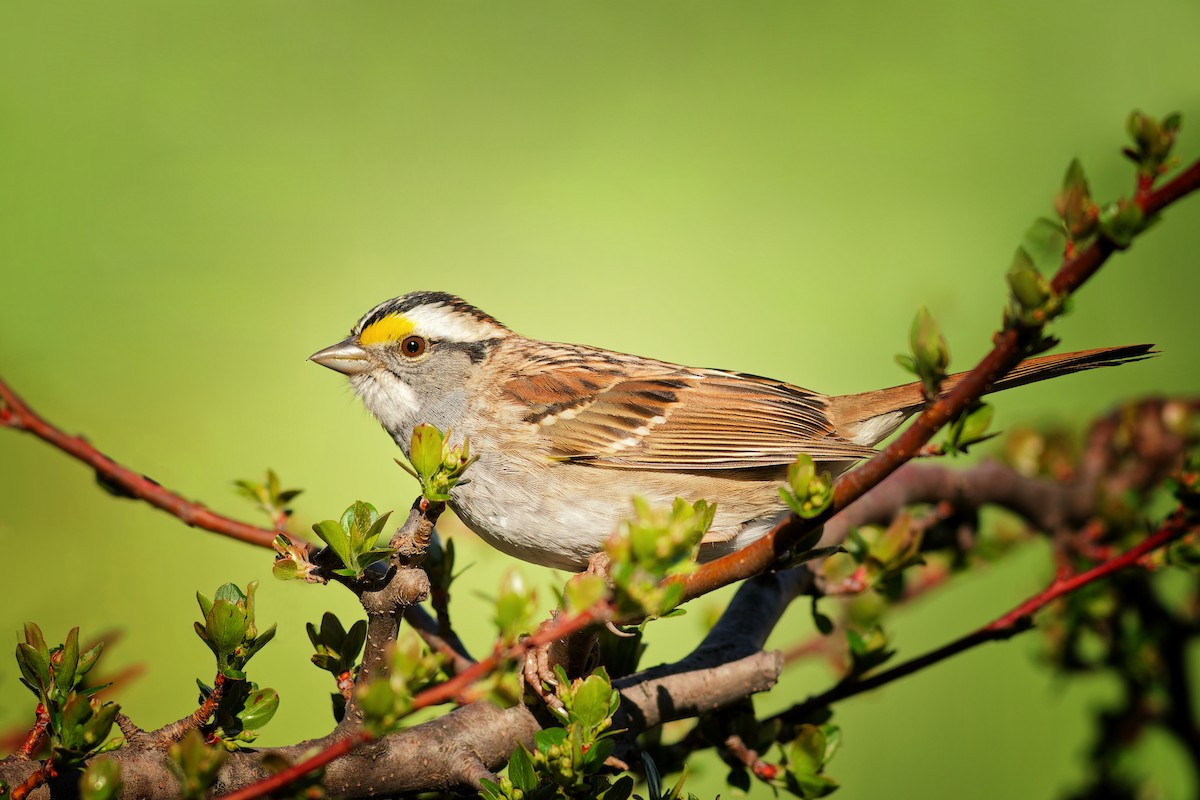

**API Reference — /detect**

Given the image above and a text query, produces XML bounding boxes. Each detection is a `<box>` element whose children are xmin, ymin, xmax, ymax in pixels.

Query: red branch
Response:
<box><xmin>154</xmin><ymin>674</ymin><xmax>226</xmax><ymax>745</ymax></box>
<box><xmin>774</xmin><ymin>508</ymin><xmax>1196</xmax><ymax>723</ymax></box>
<box><xmin>213</xmin><ymin>605</ymin><xmax>608</xmax><ymax>800</ymax></box>
<box><xmin>214</xmin><ymin>729</ymin><xmax>370</xmax><ymax>800</ymax></box>
<box><xmin>10</xmin><ymin>763</ymin><xmax>50</xmax><ymax>800</ymax></box>
<box><xmin>14</xmin><ymin>704</ymin><xmax>49</xmax><ymax>761</ymax></box>
<box><xmin>0</xmin><ymin>378</ymin><xmax>289</xmax><ymax>549</ymax></box>
<box><xmin>677</xmin><ymin>156</ymin><xmax>1200</xmax><ymax>603</ymax></box>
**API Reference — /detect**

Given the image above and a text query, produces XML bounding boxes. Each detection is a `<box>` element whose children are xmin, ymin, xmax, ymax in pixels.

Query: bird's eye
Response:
<box><xmin>400</xmin><ymin>335</ymin><xmax>427</xmax><ymax>357</ymax></box>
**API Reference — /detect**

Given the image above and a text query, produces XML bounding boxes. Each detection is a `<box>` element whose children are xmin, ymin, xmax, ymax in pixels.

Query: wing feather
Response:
<box><xmin>502</xmin><ymin>350</ymin><xmax>876</xmax><ymax>469</ymax></box>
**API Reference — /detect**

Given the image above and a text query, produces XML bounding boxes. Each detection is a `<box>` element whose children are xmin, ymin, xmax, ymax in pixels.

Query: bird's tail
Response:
<box><xmin>828</xmin><ymin>343</ymin><xmax>1157</xmax><ymax>446</ymax></box>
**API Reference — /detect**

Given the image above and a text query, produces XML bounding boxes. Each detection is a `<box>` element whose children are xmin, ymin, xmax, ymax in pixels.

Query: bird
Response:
<box><xmin>310</xmin><ymin>291</ymin><xmax>1152</xmax><ymax>571</ymax></box>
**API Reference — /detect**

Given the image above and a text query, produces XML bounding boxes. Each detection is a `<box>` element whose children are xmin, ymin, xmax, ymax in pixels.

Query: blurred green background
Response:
<box><xmin>2</xmin><ymin>2</ymin><xmax>1198</xmax><ymax>797</ymax></box>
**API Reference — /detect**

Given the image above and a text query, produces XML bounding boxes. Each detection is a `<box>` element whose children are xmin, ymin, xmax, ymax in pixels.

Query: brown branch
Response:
<box><xmin>215</xmin><ymin>729</ymin><xmax>371</xmax><ymax>800</ymax></box>
<box><xmin>773</xmin><ymin>507</ymin><xmax>1197</xmax><ymax>725</ymax></box>
<box><xmin>13</xmin><ymin>705</ymin><xmax>48</xmax><ymax>761</ymax></box>
<box><xmin>724</xmin><ymin>734</ymin><xmax>781</xmax><ymax>783</ymax></box>
<box><xmin>0</xmin><ymin>378</ymin><xmax>292</xmax><ymax>550</ymax></box>
<box><xmin>9</xmin><ymin>763</ymin><xmax>50</xmax><ymax>800</ymax></box>
<box><xmin>153</xmin><ymin>674</ymin><xmax>226</xmax><ymax>745</ymax></box>
<box><xmin>214</xmin><ymin>604</ymin><xmax>609</xmax><ymax>800</ymax></box>
<box><xmin>676</xmin><ymin>156</ymin><xmax>1200</xmax><ymax>604</ymax></box>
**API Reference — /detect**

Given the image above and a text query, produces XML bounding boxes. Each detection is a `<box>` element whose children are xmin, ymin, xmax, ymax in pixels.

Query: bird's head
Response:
<box><xmin>309</xmin><ymin>291</ymin><xmax>509</xmax><ymax>444</ymax></box>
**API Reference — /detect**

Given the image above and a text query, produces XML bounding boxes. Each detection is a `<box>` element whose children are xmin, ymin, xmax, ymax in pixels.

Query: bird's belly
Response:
<box><xmin>448</xmin><ymin>458</ymin><xmax>788</xmax><ymax>571</ymax></box>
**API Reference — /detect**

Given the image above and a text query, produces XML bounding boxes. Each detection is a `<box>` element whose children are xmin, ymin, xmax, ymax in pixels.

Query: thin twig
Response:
<box><xmin>0</xmin><ymin>378</ymin><xmax>291</xmax><ymax>549</ymax></box>
<box><xmin>153</xmin><ymin>674</ymin><xmax>226</xmax><ymax>745</ymax></box>
<box><xmin>14</xmin><ymin>705</ymin><xmax>49</xmax><ymax>760</ymax></box>
<box><xmin>677</xmin><ymin>156</ymin><xmax>1200</xmax><ymax>603</ymax></box>
<box><xmin>773</xmin><ymin>508</ymin><xmax>1196</xmax><ymax>724</ymax></box>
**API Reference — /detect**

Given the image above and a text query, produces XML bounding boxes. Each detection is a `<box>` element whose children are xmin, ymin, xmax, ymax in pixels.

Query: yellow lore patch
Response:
<box><xmin>359</xmin><ymin>314</ymin><xmax>415</xmax><ymax>346</ymax></box>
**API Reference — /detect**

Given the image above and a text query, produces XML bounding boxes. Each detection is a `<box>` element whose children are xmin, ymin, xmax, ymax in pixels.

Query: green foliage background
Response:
<box><xmin>1</xmin><ymin>2</ymin><xmax>1198</xmax><ymax>797</ymax></box>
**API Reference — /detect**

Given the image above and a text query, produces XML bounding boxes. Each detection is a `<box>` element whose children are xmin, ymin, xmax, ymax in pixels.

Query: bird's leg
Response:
<box><xmin>522</xmin><ymin>552</ymin><xmax>610</xmax><ymax>709</ymax></box>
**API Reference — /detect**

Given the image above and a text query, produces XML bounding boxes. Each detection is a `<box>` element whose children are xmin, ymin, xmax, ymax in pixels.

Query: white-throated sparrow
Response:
<box><xmin>310</xmin><ymin>291</ymin><xmax>1151</xmax><ymax>570</ymax></box>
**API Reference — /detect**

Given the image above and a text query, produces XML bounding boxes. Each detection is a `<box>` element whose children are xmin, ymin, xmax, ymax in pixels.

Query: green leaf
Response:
<box><xmin>534</xmin><ymin>726</ymin><xmax>568</xmax><ymax>751</ymax></box>
<box><xmin>242</xmin><ymin>624</ymin><xmax>277</xmax><ymax>663</ymax></box>
<box><xmin>83</xmin><ymin>701</ymin><xmax>119</xmax><ymax>747</ymax></box>
<box><xmin>1007</xmin><ymin>250</ymin><xmax>1050</xmax><ymax>311</ymax></box>
<box><xmin>214</xmin><ymin>583</ymin><xmax>245</xmax><ymax>605</ymax></box>
<box><xmin>643</xmin><ymin>752</ymin><xmax>663</xmax><ymax>800</ymax></box>
<box><xmin>571</xmin><ymin>670</ymin><xmax>615</xmax><ymax>731</ymax></box>
<box><xmin>910</xmin><ymin>306</ymin><xmax>949</xmax><ymax>376</ymax></box>
<box><xmin>506</xmin><ymin>745</ymin><xmax>537</xmax><ymax>792</ymax></box>
<box><xmin>59</xmin><ymin>626</ymin><xmax>81</xmax><ymax>691</ymax></box>
<box><xmin>237</xmin><ymin>687</ymin><xmax>279</xmax><ymax>731</ymax></box>
<box><xmin>195</xmin><ymin>592</ymin><xmax>214</xmax><ymax>621</ymax></box>
<box><xmin>16</xmin><ymin>642</ymin><xmax>50</xmax><ymax>691</ymax></box>
<box><xmin>601</xmin><ymin>774</ymin><xmax>635</xmax><ymax>800</ymax></box>
<box><xmin>344</xmin><ymin>621</ymin><xmax>367</xmax><ymax>665</ymax></box>
<box><xmin>312</xmin><ymin>519</ymin><xmax>351</xmax><ymax>563</ymax></box>
<box><xmin>24</xmin><ymin>622</ymin><xmax>48</xmax><ymax>657</ymax></box>
<box><xmin>410</xmin><ymin>424</ymin><xmax>445</xmax><ymax>479</ymax></box>
<box><xmin>207</xmin><ymin>600</ymin><xmax>246</xmax><ymax>655</ymax></box>
<box><xmin>271</xmin><ymin>559</ymin><xmax>299</xmax><ymax>581</ymax></box>
<box><xmin>78</xmin><ymin>642</ymin><xmax>105</xmax><ymax>678</ymax></box>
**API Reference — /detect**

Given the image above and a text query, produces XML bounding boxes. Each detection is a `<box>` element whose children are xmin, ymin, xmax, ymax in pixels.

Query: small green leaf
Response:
<box><xmin>237</xmin><ymin>687</ymin><xmax>279</xmax><ymax>731</ymax></box>
<box><xmin>206</xmin><ymin>600</ymin><xmax>246</xmax><ymax>655</ymax></box>
<box><xmin>507</xmin><ymin>745</ymin><xmax>537</xmax><ymax>792</ymax></box>
<box><xmin>571</xmin><ymin>670</ymin><xmax>615</xmax><ymax>731</ymax></box>
<box><xmin>59</xmin><ymin>627</ymin><xmax>81</xmax><ymax>691</ymax></box>
<box><xmin>24</xmin><ymin>623</ymin><xmax>48</xmax><ymax>657</ymax></box>
<box><xmin>16</xmin><ymin>642</ymin><xmax>50</xmax><ymax>692</ymax></box>
<box><xmin>312</xmin><ymin>519</ymin><xmax>352</xmax><ymax>563</ymax></box>
<box><xmin>410</xmin><ymin>424</ymin><xmax>446</xmax><ymax>479</ymax></box>
<box><xmin>78</xmin><ymin>642</ymin><xmax>105</xmax><ymax>678</ymax></box>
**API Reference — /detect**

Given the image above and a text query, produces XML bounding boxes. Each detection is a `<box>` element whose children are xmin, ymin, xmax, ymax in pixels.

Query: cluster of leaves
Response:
<box><xmin>15</xmin><ymin>624</ymin><xmax>121</xmax><ymax>770</ymax></box>
<box><xmin>193</xmin><ymin>582</ymin><xmax>279</xmax><ymax>747</ymax></box>
<box><xmin>779</xmin><ymin>454</ymin><xmax>834</xmax><ymax>521</ymax></box>
<box><xmin>894</xmin><ymin>308</ymin><xmax>995</xmax><ymax>455</ymax></box>
<box><xmin>309</xmin><ymin>501</ymin><xmax>396</xmax><ymax>579</ymax></box>
<box><xmin>307</xmin><ymin>612</ymin><xmax>367</xmax><ymax>722</ymax></box>
<box><xmin>1124</xmin><ymin>111</ymin><xmax>1182</xmax><ymax>184</ymax></box>
<box><xmin>692</xmin><ymin>708</ymin><xmax>842</xmax><ymax>798</ymax></box>
<box><xmin>396</xmin><ymin>423</ymin><xmax>478</xmax><ymax>503</ymax></box>
<box><xmin>354</xmin><ymin>635</ymin><xmax>447</xmax><ymax>737</ymax></box>
<box><xmin>482</xmin><ymin>668</ymin><xmax>628</xmax><ymax>800</ymax></box>
<box><xmin>195</xmin><ymin>679</ymin><xmax>279</xmax><ymax>750</ymax></box>
<box><xmin>1008</xmin><ymin>109</ymin><xmax>1180</xmax><ymax>335</ymax></box>
<box><xmin>603</xmin><ymin>498</ymin><xmax>715</xmax><ymax>618</ymax></box>
<box><xmin>234</xmin><ymin>469</ymin><xmax>302</xmax><ymax>529</ymax></box>
<box><xmin>836</xmin><ymin>515</ymin><xmax>927</xmax><ymax>599</ymax></box>
<box><xmin>194</xmin><ymin>582</ymin><xmax>276</xmax><ymax>681</ymax></box>
<box><xmin>896</xmin><ymin>306</ymin><xmax>950</xmax><ymax>400</ymax></box>
<box><xmin>777</xmin><ymin>724</ymin><xmax>842</xmax><ymax>799</ymax></box>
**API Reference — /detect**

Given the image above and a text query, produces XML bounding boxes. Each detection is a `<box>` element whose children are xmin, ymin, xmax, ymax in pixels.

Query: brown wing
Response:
<box><xmin>502</xmin><ymin>352</ymin><xmax>876</xmax><ymax>469</ymax></box>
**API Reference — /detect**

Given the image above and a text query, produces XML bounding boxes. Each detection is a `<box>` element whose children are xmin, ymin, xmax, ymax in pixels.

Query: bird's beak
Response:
<box><xmin>309</xmin><ymin>338</ymin><xmax>372</xmax><ymax>375</ymax></box>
